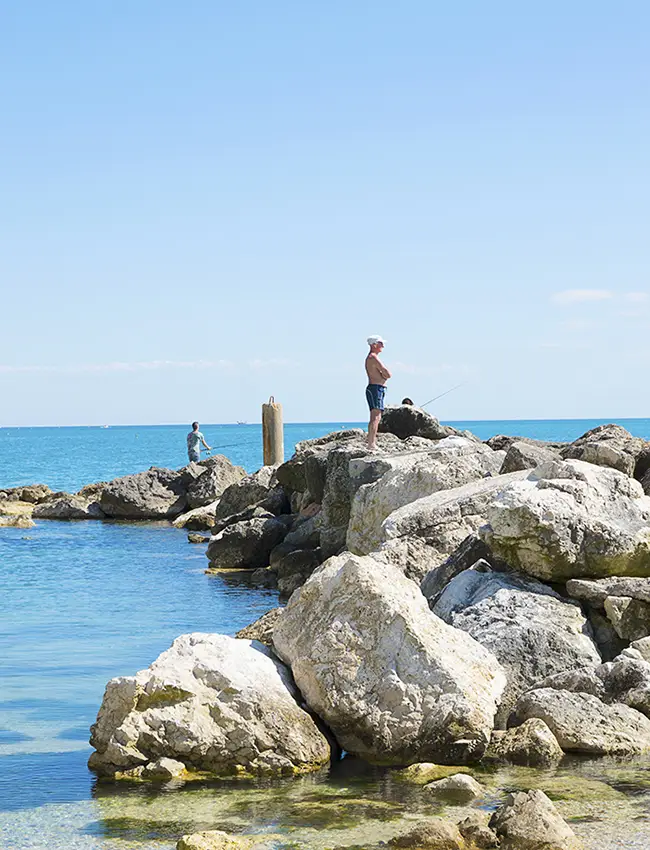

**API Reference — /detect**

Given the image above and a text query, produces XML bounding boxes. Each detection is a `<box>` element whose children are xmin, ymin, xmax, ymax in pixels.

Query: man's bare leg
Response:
<box><xmin>367</xmin><ymin>408</ymin><xmax>382</xmax><ymax>450</ymax></box>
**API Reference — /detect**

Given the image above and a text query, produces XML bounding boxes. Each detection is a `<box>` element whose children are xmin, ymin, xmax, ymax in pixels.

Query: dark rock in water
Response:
<box><xmin>206</xmin><ymin>515</ymin><xmax>288</xmax><ymax>570</ymax></box>
<box><xmin>99</xmin><ymin>467</ymin><xmax>195</xmax><ymax>519</ymax></box>
<box><xmin>486</xmin><ymin>435</ymin><xmax>567</xmax><ymax>453</ymax></box>
<box><xmin>457</xmin><ymin>811</ymin><xmax>500</xmax><ymax>848</ymax></box>
<box><xmin>186</xmin><ymin>455</ymin><xmax>245</xmax><ymax>508</ymax></box>
<box><xmin>561</xmin><ymin>423</ymin><xmax>648</xmax><ymax>477</ymax></box>
<box><xmin>378</xmin><ymin>404</ymin><xmax>462</xmax><ymax>441</ymax></box>
<box><xmin>489</xmin><ymin>789</ymin><xmax>581</xmax><ymax>850</ymax></box>
<box><xmin>0</xmin><ymin>484</ymin><xmax>53</xmax><ymax>504</ymax></box>
<box><xmin>235</xmin><ymin>607</ymin><xmax>283</xmax><ymax>645</ymax></box>
<box><xmin>500</xmin><ymin>440</ymin><xmax>560</xmax><ymax>473</ymax></box>
<box><xmin>187</xmin><ymin>532</ymin><xmax>209</xmax><ymax>544</ymax></box>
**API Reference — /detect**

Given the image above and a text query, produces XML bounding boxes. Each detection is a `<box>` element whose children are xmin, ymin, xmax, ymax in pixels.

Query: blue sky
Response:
<box><xmin>2</xmin><ymin>1</ymin><xmax>649</xmax><ymax>426</ymax></box>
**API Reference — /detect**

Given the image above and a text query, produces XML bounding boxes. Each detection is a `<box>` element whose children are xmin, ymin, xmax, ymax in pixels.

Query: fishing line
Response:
<box><xmin>420</xmin><ymin>382</ymin><xmax>466</xmax><ymax>409</ymax></box>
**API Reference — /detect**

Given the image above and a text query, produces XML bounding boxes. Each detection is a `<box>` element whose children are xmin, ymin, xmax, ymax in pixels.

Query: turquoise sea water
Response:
<box><xmin>3</xmin><ymin>418</ymin><xmax>650</xmax><ymax>849</ymax></box>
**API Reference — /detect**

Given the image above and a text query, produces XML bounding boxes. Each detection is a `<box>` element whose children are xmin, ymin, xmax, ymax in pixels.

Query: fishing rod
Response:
<box><xmin>420</xmin><ymin>382</ymin><xmax>466</xmax><ymax>409</ymax></box>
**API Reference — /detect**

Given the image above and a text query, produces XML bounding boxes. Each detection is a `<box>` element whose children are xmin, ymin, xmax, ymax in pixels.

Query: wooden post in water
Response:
<box><xmin>262</xmin><ymin>396</ymin><xmax>284</xmax><ymax>466</ymax></box>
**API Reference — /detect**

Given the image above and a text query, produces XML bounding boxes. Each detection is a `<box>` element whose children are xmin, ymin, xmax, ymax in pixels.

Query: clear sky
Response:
<box><xmin>2</xmin><ymin>1</ymin><xmax>649</xmax><ymax>426</ymax></box>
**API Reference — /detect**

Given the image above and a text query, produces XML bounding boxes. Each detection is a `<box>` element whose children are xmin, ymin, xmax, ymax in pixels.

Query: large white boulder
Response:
<box><xmin>372</xmin><ymin>471</ymin><xmax>527</xmax><ymax>581</ymax></box>
<box><xmin>431</xmin><ymin>565</ymin><xmax>601</xmax><ymax>723</ymax></box>
<box><xmin>272</xmin><ymin>553</ymin><xmax>506</xmax><ymax>765</ymax></box>
<box><xmin>347</xmin><ymin>437</ymin><xmax>504</xmax><ymax>555</ymax></box>
<box><xmin>88</xmin><ymin>633</ymin><xmax>331</xmax><ymax>778</ymax></box>
<box><xmin>481</xmin><ymin>459</ymin><xmax>650</xmax><ymax>581</ymax></box>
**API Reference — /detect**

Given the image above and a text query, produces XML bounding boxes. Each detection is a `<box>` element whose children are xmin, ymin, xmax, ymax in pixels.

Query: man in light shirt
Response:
<box><xmin>186</xmin><ymin>421</ymin><xmax>211</xmax><ymax>463</ymax></box>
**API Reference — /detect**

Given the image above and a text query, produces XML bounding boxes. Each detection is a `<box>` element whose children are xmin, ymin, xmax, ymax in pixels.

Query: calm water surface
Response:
<box><xmin>3</xmin><ymin>419</ymin><xmax>650</xmax><ymax>849</ymax></box>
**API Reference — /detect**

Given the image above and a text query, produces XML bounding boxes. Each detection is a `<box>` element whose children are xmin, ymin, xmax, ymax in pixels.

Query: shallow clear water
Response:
<box><xmin>3</xmin><ymin>418</ymin><xmax>650</xmax><ymax>849</ymax></box>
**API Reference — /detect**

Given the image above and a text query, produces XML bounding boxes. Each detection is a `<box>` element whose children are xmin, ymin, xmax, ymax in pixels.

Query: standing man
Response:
<box><xmin>187</xmin><ymin>421</ymin><xmax>211</xmax><ymax>463</ymax></box>
<box><xmin>365</xmin><ymin>335</ymin><xmax>391</xmax><ymax>450</ymax></box>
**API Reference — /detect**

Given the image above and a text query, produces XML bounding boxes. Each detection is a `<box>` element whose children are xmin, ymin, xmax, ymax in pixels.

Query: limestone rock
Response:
<box><xmin>141</xmin><ymin>757</ymin><xmax>186</xmax><ymax>781</ymax></box>
<box><xmin>0</xmin><ymin>483</ymin><xmax>53</xmax><ymax>503</ymax></box>
<box><xmin>513</xmin><ymin>687</ymin><xmax>650</xmax><ymax>754</ymax></box>
<box><xmin>0</xmin><ymin>514</ymin><xmax>35</xmax><ymax>528</ymax></box>
<box><xmin>566</xmin><ymin>576</ymin><xmax>650</xmax><ymax>605</ymax></box>
<box><xmin>214</xmin><ymin>467</ymin><xmax>282</xmax><ymax>520</ymax></box>
<box><xmin>421</xmin><ymin>535</ymin><xmax>495</xmax><ymax>605</ymax></box>
<box><xmin>206</xmin><ymin>516</ymin><xmax>288</xmax><ymax>570</ymax></box>
<box><xmin>276</xmin><ymin>430</ymin><xmax>368</xmax><ymax>501</ymax></box>
<box><xmin>33</xmin><ymin>492</ymin><xmax>105</xmax><ymax>519</ymax></box>
<box><xmin>389</xmin><ymin>821</ymin><xmax>466</xmax><ymax>849</ymax></box>
<box><xmin>423</xmin><ymin>773</ymin><xmax>484</xmax><ymax>802</ymax></box>
<box><xmin>481</xmin><ymin>459</ymin><xmax>650</xmax><ymax>581</ymax></box>
<box><xmin>457</xmin><ymin>812</ymin><xmax>499</xmax><ymax>848</ymax></box>
<box><xmin>561</xmin><ymin>423</ymin><xmax>647</xmax><ymax>476</ymax></box>
<box><xmin>486</xmin><ymin>719</ymin><xmax>563</xmax><ymax>766</ymax></box>
<box><xmin>375</xmin><ymin>472</ymin><xmax>526</xmax><ymax>583</ymax></box>
<box><xmin>272</xmin><ymin>553</ymin><xmax>506</xmax><ymax>765</ymax></box>
<box><xmin>173</xmin><ymin>502</ymin><xmax>221</xmax><ymax>531</ymax></box>
<box><xmin>187</xmin><ymin>533</ymin><xmax>209</xmax><ymax>544</ymax></box>
<box><xmin>619</xmin><ymin>635</ymin><xmax>650</xmax><ymax>663</ymax></box>
<box><xmin>486</xmin><ymin>435</ymin><xmax>566</xmax><ymax>453</ymax></box>
<box><xmin>186</xmin><ymin>456</ymin><xmax>246</xmax><ymax>508</ymax></box>
<box><xmin>378</xmin><ymin>404</ymin><xmax>463</xmax><ymax>441</ymax></box>
<box><xmin>392</xmin><ymin>763</ymin><xmax>472</xmax><ymax>784</ymax></box>
<box><xmin>273</xmin><ymin>547</ymin><xmax>323</xmax><ymax>597</ymax></box>
<box><xmin>99</xmin><ymin>467</ymin><xmax>196</xmax><ymax>519</ymax></box>
<box><xmin>604</xmin><ymin>595</ymin><xmax>650</xmax><ymax>640</ymax></box>
<box><xmin>347</xmin><ymin>437</ymin><xmax>505</xmax><ymax>556</ymax></box>
<box><xmin>432</xmin><ymin>565</ymin><xmax>600</xmax><ymax>723</ymax></box>
<box><xmin>235</xmin><ymin>608</ymin><xmax>283</xmax><ymax>646</ymax></box>
<box><xmin>177</xmin><ymin>831</ymin><xmax>270</xmax><ymax>850</ymax></box>
<box><xmin>89</xmin><ymin>633</ymin><xmax>331</xmax><ymax>777</ymax></box>
<box><xmin>500</xmin><ymin>440</ymin><xmax>560</xmax><ymax>474</ymax></box>
<box><xmin>489</xmin><ymin>789</ymin><xmax>581</xmax><ymax>850</ymax></box>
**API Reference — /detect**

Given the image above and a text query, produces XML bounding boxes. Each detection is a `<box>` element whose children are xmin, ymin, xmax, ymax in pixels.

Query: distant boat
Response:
<box><xmin>102</xmin><ymin>425</ymin><xmax>110</xmax><ymax>429</ymax></box>
<box><xmin>236</xmin><ymin>421</ymin><xmax>247</xmax><ymax>425</ymax></box>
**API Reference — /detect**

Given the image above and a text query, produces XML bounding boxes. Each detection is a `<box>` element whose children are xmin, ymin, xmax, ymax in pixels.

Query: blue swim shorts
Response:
<box><xmin>366</xmin><ymin>384</ymin><xmax>386</xmax><ymax>411</ymax></box>
<box><xmin>188</xmin><ymin>450</ymin><xmax>200</xmax><ymax>463</ymax></box>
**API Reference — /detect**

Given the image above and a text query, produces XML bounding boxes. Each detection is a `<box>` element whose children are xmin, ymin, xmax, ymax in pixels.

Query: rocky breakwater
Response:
<box><xmin>85</xmin><ymin>413</ymin><xmax>650</xmax><ymax>848</ymax></box>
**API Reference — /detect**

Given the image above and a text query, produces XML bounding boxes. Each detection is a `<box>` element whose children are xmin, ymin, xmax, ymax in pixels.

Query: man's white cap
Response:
<box><xmin>367</xmin><ymin>335</ymin><xmax>386</xmax><ymax>345</ymax></box>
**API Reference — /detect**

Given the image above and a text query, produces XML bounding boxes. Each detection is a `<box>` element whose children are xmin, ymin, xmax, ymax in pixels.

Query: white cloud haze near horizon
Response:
<box><xmin>2</xmin><ymin>2</ymin><xmax>650</xmax><ymax>426</ymax></box>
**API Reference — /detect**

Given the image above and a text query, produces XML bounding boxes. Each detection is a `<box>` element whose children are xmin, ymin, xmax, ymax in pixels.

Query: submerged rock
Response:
<box><xmin>481</xmin><ymin>459</ymin><xmax>650</xmax><ymax>581</ymax></box>
<box><xmin>273</xmin><ymin>552</ymin><xmax>506</xmax><ymax>765</ymax></box>
<box><xmin>489</xmin><ymin>789</ymin><xmax>581</xmax><ymax>850</ymax></box>
<box><xmin>388</xmin><ymin>820</ymin><xmax>466</xmax><ymax>849</ymax></box>
<box><xmin>457</xmin><ymin>812</ymin><xmax>499</xmax><ymax>848</ymax></box>
<box><xmin>423</xmin><ymin>773</ymin><xmax>484</xmax><ymax>802</ymax></box>
<box><xmin>0</xmin><ymin>514</ymin><xmax>35</xmax><ymax>528</ymax></box>
<box><xmin>88</xmin><ymin>633</ymin><xmax>331</xmax><ymax>778</ymax></box>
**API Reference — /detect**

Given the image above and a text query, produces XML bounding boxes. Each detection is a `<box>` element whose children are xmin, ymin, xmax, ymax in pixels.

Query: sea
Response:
<box><xmin>3</xmin><ymin>419</ymin><xmax>650</xmax><ymax>850</ymax></box>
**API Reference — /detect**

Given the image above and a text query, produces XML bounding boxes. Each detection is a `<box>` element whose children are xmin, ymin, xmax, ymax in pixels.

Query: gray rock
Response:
<box><xmin>500</xmin><ymin>440</ymin><xmax>560</xmax><ymax>474</ymax></box>
<box><xmin>275</xmin><ymin>430</ymin><xmax>367</xmax><ymax>500</ymax></box>
<box><xmin>235</xmin><ymin>608</ymin><xmax>283</xmax><ymax>646</ymax></box>
<box><xmin>513</xmin><ymin>687</ymin><xmax>650</xmax><ymax>754</ymax></box>
<box><xmin>33</xmin><ymin>492</ymin><xmax>105</xmax><ymax>519</ymax></box>
<box><xmin>567</xmin><ymin>576</ymin><xmax>650</xmax><ymax>606</ymax></box>
<box><xmin>99</xmin><ymin>467</ymin><xmax>195</xmax><ymax>519</ymax></box>
<box><xmin>432</xmin><ymin>565</ymin><xmax>600</xmax><ymax>724</ymax></box>
<box><xmin>489</xmin><ymin>789</ymin><xmax>581</xmax><ymax>850</ymax></box>
<box><xmin>457</xmin><ymin>812</ymin><xmax>499</xmax><ymax>848</ymax></box>
<box><xmin>13</xmin><ymin>484</ymin><xmax>54</xmax><ymax>504</ymax></box>
<box><xmin>272</xmin><ymin>552</ymin><xmax>506</xmax><ymax>765</ymax></box>
<box><xmin>561</xmin><ymin>423</ymin><xmax>647</xmax><ymax>476</ymax></box>
<box><xmin>88</xmin><ymin>633</ymin><xmax>331</xmax><ymax>778</ymax></box>
<box><xmin>186</xmin><ymin>456</ymin><xmax>245</xmax><ymax>508</ymax></box>
<box><xmin>273</xmin><ymin>548</ymin><xmax>323</xmax><ymax>597</ymax></box>
<box><xmin>173</xmin><ymin>502</ymin><xmax>221</xmax><ymax>531</ymax></box>
<box><xmin>378</xmin><ymin>404</ymin><xmax>463</xmax><ymax>441</ymax></box>
<box><xmin>214</xmin><ymin>467</ymin><xmax>279</xmax><ymax>520</ymax></box>
<box><xmin>388</xmin><ymin>821</ymin><xmax>466</xmax><ymax>849</ymax></box>
<box><xmin>206</xmin><ymin>516</ymin><xmax>288</xmax><ymax>570</ymax></box>
<box><xmin>187</xmin><ymin>533</ymin><xmax>209</xmax><ymax>544</ymax></box>
<box><xmin>486</xmin><ymin>435</ymin><xmax>567</xmax><ymax>453</ymax></box>
<box><xmin>347</xmin><ymin>437</ymin><xmax>506</xmax><ymax>556</ymax></box>
<box><xmin>421</xmin><ymin>535</ymin><xmax>495</xmax><ymax>604</ymax></box>
<box><xmin>586</xmin><ymin>609</ymin><xmax>628</xmax><ymax>661</ymax></box>
<box><xmin>283</xmin><ymin>512</ymin><xmax>322</xmax><ymax>549</ymax></box>
<box><xmin>604</xmin><ymin>595</ymin><xmax>650</xmax><ymax>640</ymax></box>
<box><xmin>371</xmin><ymin>471</ymin><xmax>525</xmax><ymax>582</ymax></box>
<box><xmin>423</xmin><ymin>773</ymin><xmax>484</xmax><ymax>802</ymax></box>
<box><xmin>485</xmin><ymin>719</ymin><xmax>563</xmax><ymax>766</ymax></box>
<box><xmin>481</xmin><ymin>459</ymin><xmax>650</xmax><ymax>581</ymax></box>
<box><xmin>619</xmin><ymin>635</ymin><xmax>650</xmax><ymax>663</ymax></box>
<box><xmin>141</xmin><ymin>757</ymin><xmax>186</xmax><ymax>781</ymax></box>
